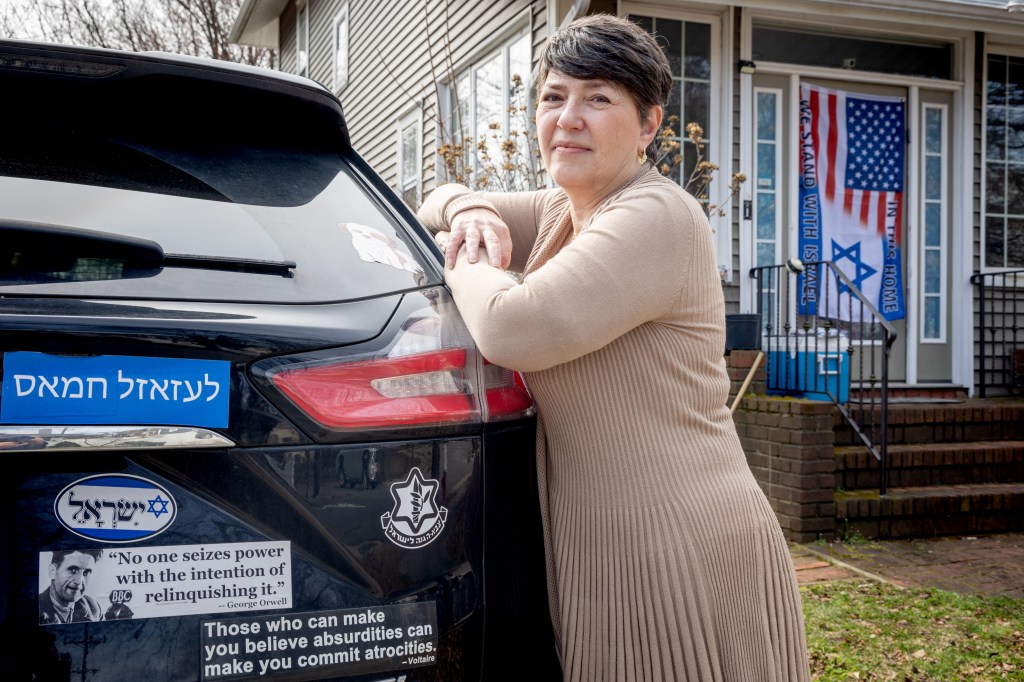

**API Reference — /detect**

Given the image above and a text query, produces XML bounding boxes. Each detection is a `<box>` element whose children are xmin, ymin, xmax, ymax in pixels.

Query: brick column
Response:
<box><xmin>731</xmin><ymin>394</ymin><xmax>837</xmax><ymax>543</ymax></box>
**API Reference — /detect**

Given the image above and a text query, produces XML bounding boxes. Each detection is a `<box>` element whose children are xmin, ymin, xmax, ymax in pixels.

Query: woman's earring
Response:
<box><xmin>637</xmin><ymin>150</ymin><xmax>648</xmax><ymax>165</ymax></box>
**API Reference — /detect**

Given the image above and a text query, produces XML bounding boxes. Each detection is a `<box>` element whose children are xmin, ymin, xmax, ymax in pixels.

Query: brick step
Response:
<box><xmin>834</xmin><ymin>400</ymin><xmax>1024</xmax><ymax>445</ymax></box>
<box><xmin>850</xmin><ymin>384</ymin><xmax>969</xmax><ymax>401</ymax></box>
<box><xmin>835</xmin><ymin>482</ymin><xmax>1024</xmax><ymax>539</ymax></box>
<box><xmin>835</xmin><ymin>440</ymin><xmax>1024</xmax><ymax>490</ymax></box>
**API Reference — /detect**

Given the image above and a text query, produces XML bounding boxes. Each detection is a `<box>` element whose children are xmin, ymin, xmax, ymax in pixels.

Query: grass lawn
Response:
<box><xmin>801</xmin><ymin>579</ymin><xmax>1024</xmax><ymax>681</ymax></box>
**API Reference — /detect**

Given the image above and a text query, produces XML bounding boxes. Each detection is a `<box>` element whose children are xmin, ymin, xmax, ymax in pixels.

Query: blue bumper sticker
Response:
<box><xmin>2</xmin><ymin>352</ymin><xmax>230</xmax><ymax>427</ymax></box>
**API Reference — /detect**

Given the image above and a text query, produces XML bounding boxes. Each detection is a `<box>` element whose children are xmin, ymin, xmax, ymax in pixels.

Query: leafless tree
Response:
<box><xmin>0</xmin><ymin>0</ymin><xmax>274</xmax><ymax>68</ymax></box>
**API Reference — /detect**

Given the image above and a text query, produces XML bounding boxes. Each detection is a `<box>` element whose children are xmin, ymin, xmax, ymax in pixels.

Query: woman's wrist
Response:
<box><xmin>444</xmin><ymin>193</ymin><xmax>500</xmax><ymax>229</ymax></box>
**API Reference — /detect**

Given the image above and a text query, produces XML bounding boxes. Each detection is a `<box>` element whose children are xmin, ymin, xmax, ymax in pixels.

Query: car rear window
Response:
<box><xmin>0</xmin><ymin>127</ymin><xmax>436</xmax><ymax>303</ymax></box>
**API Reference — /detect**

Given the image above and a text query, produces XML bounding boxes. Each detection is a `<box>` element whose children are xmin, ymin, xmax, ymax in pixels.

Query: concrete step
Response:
<box><xmin>835</xmin><ymin>440</ymin><xmax>1024</xmax><ymax>490</ymax></box>
<box><xmin>835</xmin><ymin>482</ymin><xmax>1024</xmax><ymax>539</ymax></box>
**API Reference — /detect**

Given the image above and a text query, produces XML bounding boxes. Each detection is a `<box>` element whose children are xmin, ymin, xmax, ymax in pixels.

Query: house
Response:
<box><xmin>230</xmin><ymin>0</ymin><xmax>1024</xmax><ymax>400</ymax></box>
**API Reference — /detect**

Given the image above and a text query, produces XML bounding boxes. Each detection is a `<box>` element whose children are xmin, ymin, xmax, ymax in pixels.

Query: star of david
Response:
<box><xmin>390</xmin><ymin>468</ymin><xmax>439</xmax><ymax>534</ymax></box>
<box><xmin>831</xmin><ymin>240</ymin><xmax>877</xmax><ymax>295</ymax></box>
<box><xmin>147</xmin><ymin>494</ymin><xmax>170</xmax><ymax>518</ymax></box>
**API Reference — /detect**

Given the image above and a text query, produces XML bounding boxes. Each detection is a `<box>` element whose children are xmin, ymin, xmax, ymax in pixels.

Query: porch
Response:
<box><xmin>727</xmin><ymin>263</ymin><xmax>1024</xmax><ymax>542</ymax></box>
<box><xmin>728</xmin><ymin>351</ymin><xmax>1024</xmax><ymax>543</ymax></box>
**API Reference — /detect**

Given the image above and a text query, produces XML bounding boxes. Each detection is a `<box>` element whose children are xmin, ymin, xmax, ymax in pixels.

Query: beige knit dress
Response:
<box><xmin>419</xmin><ymin>167</ymin><xmax>810</xmax><ymax>682</ymax></box>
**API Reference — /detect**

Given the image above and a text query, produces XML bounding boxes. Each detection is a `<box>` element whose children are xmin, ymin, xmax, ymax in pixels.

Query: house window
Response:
<box><xmin>754</xmin><ymin>88</ymin><xmax>782</xmax><ymax>325</ymax></box>
<box><xmin>397</xmin><ymin>110</ymin><xmax>422</xmax><ymax>208</ymax></box>
<box><xmin>296</xmin><ymin>1</ymin><xmax>309</xmax><ymax>78</ymax></box>
<box><xmin>333</xmin><ymin>2</ymin><xmax>349</xmax><ymax>92</ymax></box>
<box><xmin>631</xmin><ymin>15</ymin><xmax>712</xmax><ymax>188</ymax></box>
<box><xmin>921</xmin><ymin>104</ymin><xmax>947</xmax><ymax>342</ymax></box>
<box><xmin>444</xmin><ymin>29</ymin><xmax>535</xmax><ymax>191</ymax></box>
<box><xmin>984</xmin><ymin>53</ymin><xmax>1024</xmax><ymax>270</ymax></box>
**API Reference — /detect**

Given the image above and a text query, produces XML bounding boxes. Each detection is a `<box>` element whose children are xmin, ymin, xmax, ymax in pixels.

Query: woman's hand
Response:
<box><xmin>443</xmin><ymin>208</ymin><xmax>512</xmax><ymax>269</ymax></box>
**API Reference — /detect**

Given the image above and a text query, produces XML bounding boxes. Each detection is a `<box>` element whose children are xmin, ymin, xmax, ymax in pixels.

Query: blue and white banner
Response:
<box><xmin>798</xmin><ymin>84</ymin><xmax>906</xmax><ymax>321</ymax></box>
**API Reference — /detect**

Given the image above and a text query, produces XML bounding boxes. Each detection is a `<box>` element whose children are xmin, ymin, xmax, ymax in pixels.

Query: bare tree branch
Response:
<box><xmin>2</xmin><ymin>0</ymin><xmax>274</xmax><ymax>68</ymax></box>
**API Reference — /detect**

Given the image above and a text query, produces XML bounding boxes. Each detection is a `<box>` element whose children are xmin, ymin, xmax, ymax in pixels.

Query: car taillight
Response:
<box><xmin>261</xmin><ymin>289</ymin><xmax>533</xmax><ymax>435</ymax></box>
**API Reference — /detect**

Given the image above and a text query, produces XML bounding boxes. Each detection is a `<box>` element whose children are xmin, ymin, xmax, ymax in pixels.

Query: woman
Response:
<box><xmin>419</xmin><ymin>14</ymin><xmax>809</xmax><ymax>681</ymax></box>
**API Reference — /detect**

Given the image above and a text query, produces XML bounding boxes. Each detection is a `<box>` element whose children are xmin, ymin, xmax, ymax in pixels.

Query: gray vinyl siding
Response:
<box><xmin>290</xmin><ymin>0</ymin><xmax>549</xmax><ymax>205</ymax></box>
<box><xmin>973</xmin><ymin>32</ymin><xmax>984</xmax><ymax>276</ymax></box>
<box><xmin>279</xmin><ymin>3</ymin><xmax>298</xmax><ymax>76</ymax></box>
<box><xmin>724</xmin><ymin>8</ymin><xmax>743</xmax><ymax>312</ymax></box>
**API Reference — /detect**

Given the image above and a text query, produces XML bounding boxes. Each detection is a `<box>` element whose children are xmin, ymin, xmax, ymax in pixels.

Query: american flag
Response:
<box><xmin>799</xmin><ymin>84</ymin><xmax>906</xmax><ymax>321</ymax></box>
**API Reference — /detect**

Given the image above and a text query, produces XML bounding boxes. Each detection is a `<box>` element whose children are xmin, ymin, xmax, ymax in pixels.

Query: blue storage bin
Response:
<box><xmin>764</xmin><ymin>335</ymin><xmax>850</xmax><ymax>403</ymax></box>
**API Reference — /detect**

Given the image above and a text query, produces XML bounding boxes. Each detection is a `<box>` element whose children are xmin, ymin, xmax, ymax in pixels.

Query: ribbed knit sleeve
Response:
<box><xmin>418</xmin><ymin>184</ymin><xmax>552</xmax><ymax>273</ymax></box>
<box><xmin>444</xmin><ymin>178</ymin><xmax>707</xmax><ymax>372</ymax></box>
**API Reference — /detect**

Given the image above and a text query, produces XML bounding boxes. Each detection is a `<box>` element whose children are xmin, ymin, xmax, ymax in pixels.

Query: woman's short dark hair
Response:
<box><xmin>537</xmin><ymin>14</ymin><xmax>673</xmax><ymax>162</ymax></box>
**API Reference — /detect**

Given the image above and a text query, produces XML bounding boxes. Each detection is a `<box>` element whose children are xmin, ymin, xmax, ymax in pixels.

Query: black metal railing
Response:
<box><xmin>750</xmin><ymin>260</ymin><xmax>898</xmax><ymax>494</ymax></box>
<box><xmin>970</xmin><ymin>269</ymin><xmax>1024</xmax><ymax>398</ymax></box>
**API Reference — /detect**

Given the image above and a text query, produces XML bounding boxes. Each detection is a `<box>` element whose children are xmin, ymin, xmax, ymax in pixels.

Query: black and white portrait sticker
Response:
<box><xmin>380</xmin><ymin>468</ymin><xmax>447</xmax><ymax>549</ymax></box>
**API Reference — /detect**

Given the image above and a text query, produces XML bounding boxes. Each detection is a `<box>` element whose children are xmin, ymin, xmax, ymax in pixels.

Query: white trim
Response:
<box><xmin>295</xmin><ymin>0</ymin><xmax>309</xmax><ymax>78</ymax></box>
<box><xmin>903</xmin><ymin>86</ymin><xmax>918</xmax><ymax>383</ymax></box>
<box><xmin>952</xmin><ymin>32</ymin><xmax>976</xmax><ymax>393</ymax></box>
<box><xmin>752</xmin><ymin>86</ymin><xmax>785</xmax><ymax>274</ymax></box>
<box><xmin>787</xmin><ymin>73</ymin><xmax>801</xmax><ymax>324</ymax></box>
<box><xmin>980</xmin><ymin>44</ymin><xmax>1024</xmax><ymax>274</ymax></box>
<box><xmin>752</xmin><ymin>62</ymin><xmax>964</xmax><ymax>91</ymax></box>
<box><xmin>739</xmin><ymin>7</ymin><xmax>754</xmax><ymax>311</ymax></box>
<box><xmin>918</xmin><ymin>102</ymin><xmax>949</xmax><ymax>346</ymax></box>
<box><xmin>396</xmin><ymin>107</ymin><xmax>424</xmax><ymax>208</ymax></box>
<box><xmin>694</xmin><ymin>0</ymin><xmax>1024</xmax><ymax>34</ymax></box>
<box><xmin>331</xmin><ymin>1</ymin><xmax>349</xmax><ymax>93</ymax></box>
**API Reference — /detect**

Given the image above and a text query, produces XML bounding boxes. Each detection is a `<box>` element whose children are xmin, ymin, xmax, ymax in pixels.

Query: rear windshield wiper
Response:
<box><xmin>0</xmin><ymin>220</ymin><xmax>295</xmax><ymax>277</ymax></box>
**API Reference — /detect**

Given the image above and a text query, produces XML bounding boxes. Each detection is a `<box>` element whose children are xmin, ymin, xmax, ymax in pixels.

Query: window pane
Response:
<box><xmin>925</xmin><ymin>202</ymin><xmax>941</xmax><ymax>247</ymax></box>
<box><xmin>986</xmin><ymin>164</ymin><xmax>1005</xmax><ymax>213</ymax></box>
<box><xmin>683</xmin><ymin>142</ymin><xmax>700</xmax><ymax>196</ymax></box>
<box><xmin>986</xmin><ymin>217</ymin><xmax>1005</xmax><ymax>268</ymax></box>
<box><xmin>925</xmin><ymin>109</ymin><xmax>941</xmax><ymax>153</ymax></box>
<box><xmin>1009</xmin><ymin>106</ymin><xmax>1024</xmax><ymax>163</ymax></box>
<box><xmin>685</xmin><ymin>81</ymin><xmax>710</xmax><ymax>138</ymax></box>
<box><xmin>925</xmin><ymin>155</ymin><xmax>941</xmax><ymax>200</ymax></box>
<box><xmin>756</xmin><ymin>194</ymin><xmax>775</xmax><ymax>239</ymax></box>
<box><xmin>757</xmin><ymin>92</ymin><xmax>776</xmax><ymax>140</ymax></box>
<box><xmin>987</xmin><ymin>109</ymin><xmax>1006</xmax><ymax>160</ymax></box>
<box><xmin>630</xmin><ymin>14</ymin><xmax>655</xmax><ymax>35</ymax></box>
<box><xmin>509</xmin><ymin>34</ymin><xmax>530</xmax><ymax>86</ymax></box>
<box><xmin>335</xmin><ymin>12</ymin><xmax>349</xmax><ymax>87</ymax></box>
<box><xmin>684</xmin><ymin>22</ymin><xmax>710</xmax><ymax>79</ymax></box>
<box><xmin>757</xmin><ymin>143</ymin><xmax>776</xmax><ymax>189</ymax></box>
<box><xmin>1009</xmin><ymin>218</ymin><xmax>1024</xmax><ymax>268</ymax></box>
<box><xmin>1009</xmin><ymin>164</ymin><xmax>1024</xmax><ymax>214</ymax></box>
<box><xmin>1009</xmin><ymin>57</ymin><xmax>1024</xmax><ymax>105</ymax></box>
<box><xmin>924</xmin><ymin>297</ymin><xmax>940</xmax><ymax>339</ymax></box>
<box><xmin>988</xmin><ymin>55</ymin><xmax>1007</xmax><ymax>107</ymax></box>
<box><xmin>659</xmin><ymin>19</ymin><xmax>683</xmax><ymax>77</ymax></box>
<box><xmin>401</xmin><ymin>126</ymin><xmax>417</xmax><ymax>180</ymax></box>
<box><xmin>667</xmin><ymin>80</ymin><xmax>682</xmax><ymax>121</ymax></box>
<box><xmin>757</xmin><ymin>242</ymin><xmax>775</xmax><ymax>268</ymax></box>
<box><xmin>753</xmin><ymin>25</ymin><xmax>952</xmax><ymax>79</ymax></box>
<box><xmin>924</xmin><ymin>250</ymin><xmax>941</xmax><ymax>293</ymax></box>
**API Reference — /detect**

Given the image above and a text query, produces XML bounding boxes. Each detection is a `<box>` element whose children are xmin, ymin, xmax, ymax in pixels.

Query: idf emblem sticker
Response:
<box><xmin>381</xmin><ymin>468</ymin><xmax>447</xmax><ymax>549</ymax></box>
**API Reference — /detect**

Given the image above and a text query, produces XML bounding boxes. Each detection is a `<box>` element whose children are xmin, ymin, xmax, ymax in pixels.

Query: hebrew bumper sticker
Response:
<box><xmin>1</xmin><ymin>351</ymin><xmax>229</xmax><ymax>427</ymax></box>
<box><xmin>55</xmin><ymin>474</ymin><xmax>177</xmax><ymax>543</ymax></box>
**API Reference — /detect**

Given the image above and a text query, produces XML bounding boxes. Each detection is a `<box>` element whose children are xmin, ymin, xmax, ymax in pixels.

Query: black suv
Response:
<box><xmin>0</xmin><ymin>40</ymin><xmax>557</xmax><ymax>681</ymax></box>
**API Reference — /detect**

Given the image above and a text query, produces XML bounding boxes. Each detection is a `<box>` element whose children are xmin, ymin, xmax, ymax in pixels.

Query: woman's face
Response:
<box><xmin>536</xmin><ymin>70</ymin><xmax>660</xmax><ymax>202</ymax></box>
